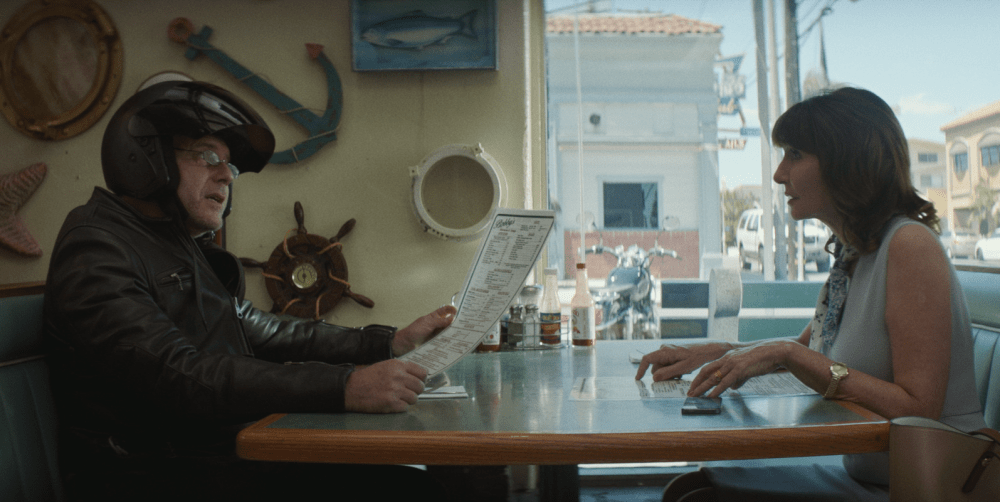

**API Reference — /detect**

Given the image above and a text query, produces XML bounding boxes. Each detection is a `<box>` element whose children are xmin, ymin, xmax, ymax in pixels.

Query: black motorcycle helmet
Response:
<box><xmin>101</xmin><ymin>80</ymin><xmax>275</xmax><ymax>208</ymax></box>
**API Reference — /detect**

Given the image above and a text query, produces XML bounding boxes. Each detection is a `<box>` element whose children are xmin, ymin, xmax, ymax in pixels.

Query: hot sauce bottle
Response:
<box><xmin>540</xmin><ymin>267</ymin><xmax>563</xmax><ymax>345</ymax></box>
<box><xmin>570</xmin><ymin>263</ymin><xmax>596</xmax><ymax>347</ymax></box>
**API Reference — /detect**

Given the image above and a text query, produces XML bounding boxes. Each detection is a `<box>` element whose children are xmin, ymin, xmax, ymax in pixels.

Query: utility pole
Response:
<box><xmin>753</xmin><ymin>0</ymin><xmax>775</xmax><ymax>280</ymax></box>
<box><xmin>784</xmin><ymin>0</ymin><xmax>801</xmax><ymax>106</ymax></box>
<box><xmin>767</xmin><ymin>0</ymin><xmax>787</xmax><ymax>280</ymax></box>
<box><xmin>784</xmin><ymin>0</ymin><xmax>802</xmax><ymax>280</ymax></box>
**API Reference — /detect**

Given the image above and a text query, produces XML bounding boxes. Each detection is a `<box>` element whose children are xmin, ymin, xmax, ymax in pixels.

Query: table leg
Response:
<box><xmin>538</xmin><ymin>464</ymin><xmax>579</xmax><ymax>502</ymax></box>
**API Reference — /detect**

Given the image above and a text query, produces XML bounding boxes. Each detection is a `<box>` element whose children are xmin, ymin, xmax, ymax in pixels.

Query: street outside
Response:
<box><xmin>738</xmin><ymin>261</ymin><xmax>829</xmax><ymax>283</ymax></box>
<box><xmin>731</xmin><ymin>254</ymin><xmax>1000</xmax><ymax>283</ymax></box>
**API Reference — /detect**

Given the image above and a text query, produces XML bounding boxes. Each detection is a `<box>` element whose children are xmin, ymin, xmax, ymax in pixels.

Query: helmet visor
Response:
<box><xmin>130</xmin><ymin>81</ymin><xmax>275</xmax><ymax>173</ymax></box>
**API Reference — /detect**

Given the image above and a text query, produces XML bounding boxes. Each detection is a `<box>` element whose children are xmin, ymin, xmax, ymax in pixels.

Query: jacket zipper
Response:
<box><xmin>177</xmin><ymin>227</ymin><xmax>254</xmax><ymax>355</ymax></box>
<box><xmin>170</xmin><ymin>272</ymin><xmax>183</xmax><ymax>291</ymax></box>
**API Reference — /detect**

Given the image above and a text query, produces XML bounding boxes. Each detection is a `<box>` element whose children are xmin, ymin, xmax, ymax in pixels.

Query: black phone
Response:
<box><xmin>681</xmin><ymin>396</ymin><xmax>722</xmax><ymax>415</ymax></box>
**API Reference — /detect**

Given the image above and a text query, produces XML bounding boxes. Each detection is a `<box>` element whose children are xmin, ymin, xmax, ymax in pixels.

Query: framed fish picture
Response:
<box><xmin>350</xmin><ymin>0</ymin><xmax>498</xmax><ymax>71</ymax></box>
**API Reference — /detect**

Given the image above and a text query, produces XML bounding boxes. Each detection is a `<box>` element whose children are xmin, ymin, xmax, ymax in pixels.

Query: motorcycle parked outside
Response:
<box><xmin>585</xmin><ymin>243</ymin><xmax>680</xmax><ymax>340</ymax></box>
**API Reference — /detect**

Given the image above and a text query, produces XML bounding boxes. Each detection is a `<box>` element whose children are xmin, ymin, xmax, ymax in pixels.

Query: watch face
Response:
<box><xmin>831</xmin><ymin>363</ymin><xmax>849</xmax><ymax>378</ymax></box>
<box><xmin>291</xmin><ymin>262</ymin><xmax>319</xmax><ymax>289</ymax></box>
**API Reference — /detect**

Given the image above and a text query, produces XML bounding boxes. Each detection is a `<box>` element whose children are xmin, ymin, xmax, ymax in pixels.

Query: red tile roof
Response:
<box><xmin>547</xmin><ymin>14</ymin><xmax>721</xmax><ymax>35</ymax></box>
<box><xmin>941</xmin><ymin>100</ymin><xmax>1000</xmax><ymax>131</ymax></box>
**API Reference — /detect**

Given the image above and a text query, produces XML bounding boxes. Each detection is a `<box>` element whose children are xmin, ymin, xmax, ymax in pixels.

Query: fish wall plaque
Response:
<box><xmin>351</xmin><ymin>1</ymin><xmax>498</xmax><ymax>71</ymax></box>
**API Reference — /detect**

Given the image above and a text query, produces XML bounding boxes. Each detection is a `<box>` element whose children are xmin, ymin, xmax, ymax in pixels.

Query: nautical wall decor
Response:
<box><xmin>351</xmin><ymin>0</ymin><xmax>498</xmax><ymax>71</ymax></box>
<box><xmin>168</xmin><ymin>18</ymin><xmax>342</xmax><ymax>164</ymax></box>
<box><xmin>240</xmin><ymin>202</ymin><xmax>373</xmax><ymax>320</ymax></box>
<box><xmin>0</xmin><ymin>162</ymin><xmax>46</xmax><ymax>257</ymax></box>
<box><xmin>0</xmin><ymin>0</ymin><xmax>123</xmax><ymax>141</ymax></box>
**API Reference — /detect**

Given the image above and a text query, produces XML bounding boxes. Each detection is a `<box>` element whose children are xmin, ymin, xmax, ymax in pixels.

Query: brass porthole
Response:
<box><xmin>0</xmin><ymin>0</ymin><xmax>123</xmax><ymax>140</ymax></box>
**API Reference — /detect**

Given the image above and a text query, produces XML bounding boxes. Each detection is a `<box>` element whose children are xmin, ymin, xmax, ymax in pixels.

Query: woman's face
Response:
<box><xmin>773</xmin><ymin>147</ymin><xmax>842</xmax><ymax>232</ymax></box>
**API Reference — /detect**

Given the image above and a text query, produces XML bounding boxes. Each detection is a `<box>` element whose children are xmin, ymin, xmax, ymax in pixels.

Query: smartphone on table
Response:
<box><xmin>681</xmin><ymin>396</ymin><xmax>722</xmax><ymax>415</ymax></box>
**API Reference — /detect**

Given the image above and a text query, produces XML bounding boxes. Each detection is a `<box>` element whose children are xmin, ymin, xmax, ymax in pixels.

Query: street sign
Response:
<box><xmin>719</xmin><ymin>138</ymin><xmax>747</xmax><ymax>150</ymax></box>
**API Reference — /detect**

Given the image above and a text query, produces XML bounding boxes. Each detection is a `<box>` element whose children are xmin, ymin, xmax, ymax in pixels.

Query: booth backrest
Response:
<box><xmin>662</xmin><ymin>271</ymin><xmax>1000</xmax><ymax>428</ymax></box>
<box><xmin>959</xmin><ymin>269</ymin><xmax>1000</xmax><ymax>430</ymax></box>
<box><xmin>0</xmin><ymin>291</ymin><xmax>64</xmax><ymax>502</ymax></box>
<box><xmin>659</xmin><ymin>279</ymin><xmax>822</xmax><ymax>340</ymax></box>
<box><xmin>971</xmin><ymin>327</ymin><xmax>1000</xmax><ymax>429</ymax></box>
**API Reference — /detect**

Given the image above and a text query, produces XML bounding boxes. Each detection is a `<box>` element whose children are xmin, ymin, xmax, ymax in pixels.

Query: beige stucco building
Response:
<box><xmin>942</xmin><ymin>100</ymin><xmax>1000</xmax><ymax>234</ymax></box>
<box><xmin>908</xmin><ymin>139</ymin><xmax>949</xmax><ymax>229</ymax></box>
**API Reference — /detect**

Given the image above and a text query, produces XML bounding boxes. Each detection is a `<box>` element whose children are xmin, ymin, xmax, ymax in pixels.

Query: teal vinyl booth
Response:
<box><xmin>0</xmin><ymin>290</ymin><xmax>63</xmax><ymax>502</ymax></box>
<box><xmin>1</xmin><ymin>269</ymin><xmax>999</xmax><ymax>501</ymax></box>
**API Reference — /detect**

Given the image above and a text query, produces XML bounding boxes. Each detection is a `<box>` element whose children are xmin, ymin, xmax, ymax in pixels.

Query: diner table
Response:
<box><xmin>237</xmin><ymin>339</ymin><xmax>889</xmax><ymax>501</ymax></box>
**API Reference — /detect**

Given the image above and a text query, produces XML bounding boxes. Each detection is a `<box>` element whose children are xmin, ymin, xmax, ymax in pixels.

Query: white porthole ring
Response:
<box><xmin>409</xmin><ymin>143</ymin><xmax>507</xmax><ymax>242</ymax></box>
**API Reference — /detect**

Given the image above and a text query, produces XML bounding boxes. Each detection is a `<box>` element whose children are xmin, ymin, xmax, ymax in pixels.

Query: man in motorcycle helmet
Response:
<box><xmin>44</xmin><ymin>81</ymin><xmax>452</xmax><ymax>500</ymax></box>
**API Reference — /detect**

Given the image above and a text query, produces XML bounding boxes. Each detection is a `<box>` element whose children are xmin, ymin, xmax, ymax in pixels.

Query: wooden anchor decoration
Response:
<box><xmin>168</xmin><ymin>18</ymin><xmax>342</xmax><ymax>164</ymax></box>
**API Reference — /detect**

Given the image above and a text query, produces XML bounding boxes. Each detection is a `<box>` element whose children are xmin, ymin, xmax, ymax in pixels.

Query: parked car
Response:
<box><xmin>975</xmin><ymin>228</ymin><xmax>1000</xmax><ymax>261</ymax></box>
<box><xmin>736</xmin><ymin>208</ymin><xmax>831</xmax><ymax>272</ymax></box>
<box><xmin>940</xmin><ymin>230</ymin><xmax>978</xmax><ymax>258</ymax></box>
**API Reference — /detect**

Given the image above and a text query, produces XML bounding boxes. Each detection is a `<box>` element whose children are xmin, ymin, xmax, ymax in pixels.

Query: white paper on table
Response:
<box><xmin>569</xmin><ymin>372</ymin><xmax>818</xmax><ymax>401</ymax></box>
<box><xmin>399</xmin><ymin>208</ymin><xmax>556</xmax><ymax>377</ymax></box>
<box><xmin>418</xmin><ymin>386</ymin><xmax>469</xmax><ymax>399</ymax></box>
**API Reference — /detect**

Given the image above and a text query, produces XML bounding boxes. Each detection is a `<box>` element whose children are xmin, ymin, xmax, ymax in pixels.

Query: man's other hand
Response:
<box><xmin>392</xmin><ymin>305</ymin><xmax>457</xmax><ymax>356</ymax></box>
<box><xmin>344</xmin><ymin>359</ymin><xmax>428</xmax><ymax>413</ymax></box>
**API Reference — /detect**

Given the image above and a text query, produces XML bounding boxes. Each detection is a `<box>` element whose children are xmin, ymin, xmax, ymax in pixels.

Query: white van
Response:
<box><xmin>736</xmin><ymin>208</ymin><xmax>831</xmax><ymax>272</ymax></box>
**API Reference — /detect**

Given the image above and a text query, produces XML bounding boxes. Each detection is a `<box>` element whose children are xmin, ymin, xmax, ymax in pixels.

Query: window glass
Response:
<box><xmin>543</xmin><ymin>0</ymin><xmax>1000</xmax><ymax>343</ymax></box>
<box><xmin>954</xmin><ymin>152</ymin><xmax>969</xmax><ymax>174</ymax></box>
<box><xmin>982</xmin><ymin>145</ymin><xmax>1000</xmax><ymax>167</ymax></box>
<box><xmin>603</xmin><ymin>182</ymin><xmax>658</xmax><ymax>229</ymax></box>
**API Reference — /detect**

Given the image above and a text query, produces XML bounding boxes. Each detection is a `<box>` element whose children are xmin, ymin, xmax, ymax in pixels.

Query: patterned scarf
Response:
<box><xmin>809</xmin><ymin>236</ymin><xmax>860</xmax><ymax>353</ymax></box>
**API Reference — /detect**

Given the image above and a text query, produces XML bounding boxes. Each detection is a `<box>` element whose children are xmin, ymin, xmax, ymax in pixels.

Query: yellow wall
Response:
<box><xmin>0</xmin><ymin>0</ymin><xmax>547</xmax><ymax>328</ymax></box>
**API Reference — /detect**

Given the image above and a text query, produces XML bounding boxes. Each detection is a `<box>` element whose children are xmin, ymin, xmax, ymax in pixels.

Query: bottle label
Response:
<box><xmin>540</xmin><ymin>312</ymin><xmax>561</xmax><ymax>344</ymax></box>
<box><xmin>571</xmin><ymin>306</ymin><xmax>595</xmax><ymax>342</ymax></box>
<box><xmin>482</xmin><ymin>330</ymin><xmax>500</xmax><ymax>345</ymax></box>
<box><xmin>476</xmin><ymin>323</ymin><xmax>501</xmax><ymax>352</ymax></box>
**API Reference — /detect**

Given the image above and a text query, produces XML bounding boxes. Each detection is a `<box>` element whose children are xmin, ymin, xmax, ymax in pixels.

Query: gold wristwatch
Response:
<box><xmin>824</xmin><ymin>362</ymin><xmax>849</xmax><ymax>399</ymax></box>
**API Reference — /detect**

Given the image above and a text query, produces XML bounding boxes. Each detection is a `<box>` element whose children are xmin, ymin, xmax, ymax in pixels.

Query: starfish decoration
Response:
<box><xmin>0</xmin><ymin>162</ymin><xmax>47</xmax><ymax>257</ymax></box>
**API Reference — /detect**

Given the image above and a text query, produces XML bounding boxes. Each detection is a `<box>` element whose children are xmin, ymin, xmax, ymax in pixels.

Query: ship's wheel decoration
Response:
<box><xmin>240</xmin><ymin>202</ymin><xmax>373</xmax><ymax>319</ymax></box>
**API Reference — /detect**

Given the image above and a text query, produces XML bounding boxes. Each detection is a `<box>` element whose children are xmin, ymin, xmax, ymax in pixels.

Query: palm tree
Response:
<box><xmin>970</xmin><ymin>176</ymin><xmax>998</xmax><ymax>235</ymax></box>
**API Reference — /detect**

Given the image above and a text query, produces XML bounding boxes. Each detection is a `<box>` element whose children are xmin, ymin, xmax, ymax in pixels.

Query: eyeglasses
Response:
<box><xmin>175</xmin><ymin>148</ymin><xmax>239</xmax><ymax>180</ymax></box>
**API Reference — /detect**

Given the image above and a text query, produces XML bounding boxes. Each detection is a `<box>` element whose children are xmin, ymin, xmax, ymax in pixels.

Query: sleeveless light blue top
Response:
<box><xmin>828</xmin><ymin>216</ymin><xmax>987</xmax><ymax>485</ymax></box>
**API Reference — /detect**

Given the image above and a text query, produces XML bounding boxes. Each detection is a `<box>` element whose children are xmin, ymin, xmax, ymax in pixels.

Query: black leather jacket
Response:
<box><xmin>44</xmin><ymin>188</ymin><xmax>396</xmax><ymax>450</ymax></box>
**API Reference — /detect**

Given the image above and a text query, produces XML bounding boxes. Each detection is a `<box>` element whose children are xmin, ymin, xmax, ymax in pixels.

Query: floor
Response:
<box><xmin>512</xmin><ymin>484</ymin><xmax>666</xmax><ymax>502</ymax></box>
<box><xmin>428</xmin><ymin>464</ymin><xmax>683</xmax><ymax>502</ymax></box>
<box><xmin>581</xmin><ymin>485</ymin><xmax>665</xmax><ymax>502</ymax></box>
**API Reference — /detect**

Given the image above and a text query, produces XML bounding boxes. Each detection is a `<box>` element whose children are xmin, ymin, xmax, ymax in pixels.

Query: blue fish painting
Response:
<box><xmin>361</xmin><ymin>10</ymin><xmax>478</xmax><ymax>50</ymax></box>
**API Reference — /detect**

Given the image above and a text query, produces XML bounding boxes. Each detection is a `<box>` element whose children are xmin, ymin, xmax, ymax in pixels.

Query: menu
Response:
<box><xmin>400</xmin><ymin>208</ymin><xmax>556</xmax><ymax>376</ymax></box>
<box><xmin>569</xmin><ymin>373</ymin><xmax>818</xmax><ymax>401</ymax></box>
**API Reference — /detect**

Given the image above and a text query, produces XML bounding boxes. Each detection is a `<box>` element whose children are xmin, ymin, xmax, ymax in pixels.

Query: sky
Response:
<box><xmin>544</xmin><ymin>0</ymin><xmax>1000</xmax><ymax>187</ymax></box>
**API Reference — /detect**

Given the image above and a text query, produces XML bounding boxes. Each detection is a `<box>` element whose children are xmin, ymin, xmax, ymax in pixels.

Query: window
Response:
<box><xmin>920</xmin><ymin>174</ymin><xmax>944</xmax><ymax>188</ymax></box>
<box><xmin>603</xmin><ymin>182</ymin><xmax>658</xmax><ymax>229</ymax></box>
<box><xmin>955</xmin><ymin>152</ymin><xmax>969</xmax><ymax>174</ymax></box>
<box><xmin>542</xmin><ymin>0</ymin><xmax>1000</xmax><ymax>328</ymax></box>
<box><xmin>982</xmin><ymin>145</ymin><xmax>1000</xmax><ymax>167</ymax></box>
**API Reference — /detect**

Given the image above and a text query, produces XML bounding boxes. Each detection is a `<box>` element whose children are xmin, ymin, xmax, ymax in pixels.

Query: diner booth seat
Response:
<box><xmin>701</xmin><ymin>269</ymin><xmax>1000</xmax><ymax>477</ymax></box>
<box><xmin>959</xmin><ymin>270</ymin><xmax>1000</xmax><ymax>429</ymax></box>
<box><xmin>0</xmin><ymin>292</ymin><xmax>64</xmax><ymax>502</ymax></box>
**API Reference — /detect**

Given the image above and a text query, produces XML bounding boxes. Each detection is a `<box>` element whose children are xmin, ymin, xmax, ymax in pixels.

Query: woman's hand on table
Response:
<box><xmin>687</xmin><ymin>339</ymin><xmax>798</xmax><ymax>398</ymax></box>
<box><xmin>635</xmin><ymin>342</ymin><xmax>734</xmax><ymax>382</ymax></box>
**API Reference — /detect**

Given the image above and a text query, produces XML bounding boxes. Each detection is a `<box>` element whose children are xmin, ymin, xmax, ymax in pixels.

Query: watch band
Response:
<box><xmin>824</xmin><ymin>362</ymin><xmax>849</xmax><ymax>399</ymax></box>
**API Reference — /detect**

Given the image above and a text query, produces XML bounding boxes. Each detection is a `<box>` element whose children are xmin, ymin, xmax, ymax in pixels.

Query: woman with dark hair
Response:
<box><xmin>639</xmin><ymin>87</ymin><xmax>986</xmax><ymax>501</ymax></box>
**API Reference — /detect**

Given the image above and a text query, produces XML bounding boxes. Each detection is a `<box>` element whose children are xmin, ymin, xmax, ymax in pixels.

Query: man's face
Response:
<box><xmin>174</xmin><ymin>136</ymin><xmax>233</xmax><ymax>236</ymax></box>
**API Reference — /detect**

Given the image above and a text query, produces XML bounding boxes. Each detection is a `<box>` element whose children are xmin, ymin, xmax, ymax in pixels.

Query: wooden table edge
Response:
<box><xmin>236</xmin><ymin>402</ymin><xmax>889</xmax><ymax>465</ymax></box>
